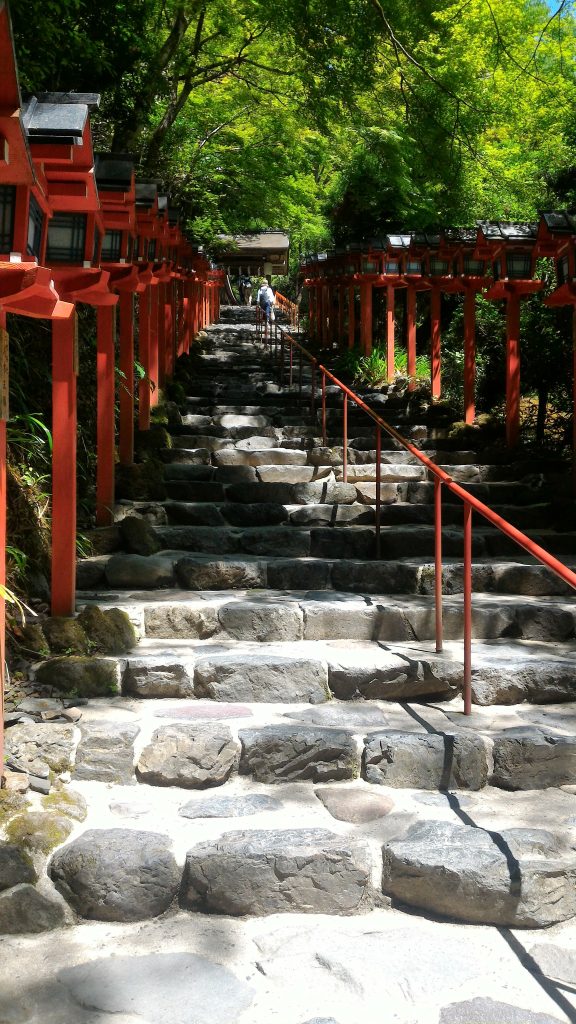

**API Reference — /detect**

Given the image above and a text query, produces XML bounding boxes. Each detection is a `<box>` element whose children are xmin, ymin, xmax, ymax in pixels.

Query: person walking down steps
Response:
<box><xmin>243</xmin><ymin>275</ymin><xmax>253</xmax><ymax>305</ymax></box>
<box><xmin>257</xmin><ymin>280</ymin><xmax>275</xmax><ymax>323</ymax></box>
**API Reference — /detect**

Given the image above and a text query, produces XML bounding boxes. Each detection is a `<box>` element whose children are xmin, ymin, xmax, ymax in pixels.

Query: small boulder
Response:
<box><xmin>34</xmin><ymin>656</ymin><xmax>122</xmax><ymax>697</ymax></box>
<box><xmin>74</xmin><ymin>722</ymin><xmax>139</xmax><ymax>784</ymax></box>
<box><xmin>119</xmin><ymin>515</ymin><xmax>162</xmax><ymax>556</ymax></box>
<box><xmin>41</xmin><ymin>617</ymin><xmax>89</xmax><ymax>655</ymax></box>
<box><xmin>50</xmin><ymin>829</ymin><xmax>180</xmax><ymax>921</ymax></box>
<box><xmin>0</xmin><ymin>841</ymin><xmax>36</xmax><ymax>891</ymax></box>
<box><xmin>0</xmin><ymin>884</ymin><xmax>65</xmax><ymax>933</ymax></box>
<box><xmin>4</xmin><ymin>723</ymin><xmax>76</xmax><ymax>775</ymax></box>
<box><xmin>137</xmin><ymin>724</ymin><xmax>240</xmax><ymax>788</ymax></box>
<box><xmin>6</xmin><ymin>811</ymin><xmax>74</xmax><ymax>854</ymax></box>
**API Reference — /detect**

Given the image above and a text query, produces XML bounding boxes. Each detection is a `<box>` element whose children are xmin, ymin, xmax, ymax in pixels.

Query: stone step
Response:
<box><xmin>77</xmin><ymin>589</ymin><xmax>576</xmax><ymax>644</ymax></box>
<box><xmin>80</xmin><ymin>550</ymin><xmax>576</xmax><ymax>598</ymax></box>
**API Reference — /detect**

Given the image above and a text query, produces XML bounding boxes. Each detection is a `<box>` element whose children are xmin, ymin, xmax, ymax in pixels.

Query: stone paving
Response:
<box><xmin>1</xmin><ymin>307</ymin><xmax>576</xmax><ymax>1022</ymax></box>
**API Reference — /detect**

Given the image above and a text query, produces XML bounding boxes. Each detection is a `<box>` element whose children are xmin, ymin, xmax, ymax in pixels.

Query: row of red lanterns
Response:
<box><xmin>0</xmin><ymin>2</ymin><xmax>225</xmax><ymax>777</ymax></box>
<box><xmin>300</xmin><ymin>218</ymin><xmax>576</xmax><ymax>454</ymax></box>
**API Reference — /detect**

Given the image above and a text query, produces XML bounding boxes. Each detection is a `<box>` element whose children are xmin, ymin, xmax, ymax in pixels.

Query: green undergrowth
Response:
<box><xmin>334</xmin><ymin>346</ymin><xmax>431</xmax><ymax>388</ymax></box>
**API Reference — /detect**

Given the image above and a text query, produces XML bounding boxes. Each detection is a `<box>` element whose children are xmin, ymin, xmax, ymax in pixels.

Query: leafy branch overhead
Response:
<box><xmin>10</xmin><ymin>0</ymin><xmax>576</xmax><ymax>252</ymax></box>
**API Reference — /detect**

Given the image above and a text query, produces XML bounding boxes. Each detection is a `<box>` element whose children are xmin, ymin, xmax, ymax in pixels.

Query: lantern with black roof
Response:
<box><xmin>480</xmin><ymin>222</ymin><xmax>541</xmax><ymax>446</ymax></box>
<box><xmin>416</xmin><ymin>231</ymin><xmax>463</xmax><ymax>401</ymax></box>
<box><xmin>344</xmin><ymin>243</ymin><xmax>362</xmax><ymax>349</ymax></box>
<box><xmin>355</xmin><ymin>239</ymin><xmax>386</xmax><ymax>356</ymax></box>
<box><xmin>537</xmin><ymin>211</ymin><xmax>576</xmax><ymax>482</ymax></box>
<box><xmin>135</xmin><ymin>181</ymin><xmax>163</xmax><ymax>420</ymax></box>
<box><xmin>377</xmin><ymin>234</ymin><xmax>411</xmax><ymax>382</ymax></box>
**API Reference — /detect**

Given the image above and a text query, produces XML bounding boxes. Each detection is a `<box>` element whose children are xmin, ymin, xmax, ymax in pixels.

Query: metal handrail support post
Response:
<box><xmin>289</xmin><ymin>343</ymin><xmax>293</xmax><ymax>387</ymax></box>
<box><xmin>463</xmin><ymin>503</ymin><xmax>473</xmax><ymax>715</ymax></box>
<box><xmin>434</xmin><ymin>477</ymin><xmax>443</xmax><ymax>653</ymax></box>
<box><xmin>298</xmin><ymin>348</ymin><xmax>303</xmax><ymax>406</ymax></box>
<box><xmin>311</xmin><ymin>360</ymin><xmax>317</xmax><ymax>418</ymax></box>
<box><xmin>343</xmin><ymin>395</ymin><xmax>348</xmax><ymax>483</ymax></box>
<box><xmin>321</xmin><ymin>372</ymin><xmax>327</xmax><ymax>445</ymax></box>
<box><xmin>376</xmin><ymin>424</ymin><xmax>382</xmax><ymax>559</ymax></box>
<box><xmin>280</xmin><ymin>333</ymin><xmax>285</xmax><ymax>387</ymax></box>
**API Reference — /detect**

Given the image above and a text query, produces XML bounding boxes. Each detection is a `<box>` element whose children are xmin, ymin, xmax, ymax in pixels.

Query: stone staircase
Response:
<box><xmin>4</xmin><ymin>307</ymin><xmax>576</xmax><ymax>972</ymax></box>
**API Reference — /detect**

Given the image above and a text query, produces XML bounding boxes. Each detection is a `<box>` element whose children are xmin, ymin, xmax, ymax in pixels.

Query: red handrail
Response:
<box><xmin>273</xmin><ymin>324</ymin><xmax>576</xmax><ymax>714</ymax></box>
<box><xmin>274</xmin><ymin>290</ymin><xmax>299</xmax><ymax>331</ymax></box>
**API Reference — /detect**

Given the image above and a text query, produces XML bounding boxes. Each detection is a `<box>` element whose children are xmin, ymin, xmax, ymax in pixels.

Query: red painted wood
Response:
<box><xmin>157</xmin><ymin>283</ymin><xmax>167</xmax><ymax>389</ymax></box>
<box><xmin>138</xmin><ymin>287</ymin><xmax>151</xmax><ymax>430</ymax></box>
<box><xmin>430</xmin><ymin>287</ymin><xmax>441</xmax><ymax>399</ymax></box>
<box><xmin>96</xmin><ymin>305</ymin><xmax>115</xmax><ymax>525</ymax></box>
<box><xmin>338</xmin><ymin>286</ymin><xmax>345</xmax><ymax>347</ymax></box>
<box><xmin>51</xmin><ymin>314</ymin><xmax>77</xmax><ymax>616</ymax></box>
<box><xmin>407</xmin><ymin>285</ymin><xmax>417</xmax><ymax>391</ymax></box>
<box><xmin>386</xmin><ymin>285</ymin><xmax>395</xmax><ymax>382</ymax></box>
<box><xmin>348</xmin><ymin>286</ymin><xmax>355</xmax><ymax>349</ymax></box>
<box><xmin>360</xmin><ymin>282</ymin><xmax>372</xmax><ymax>356</ymax></box>
<box><xmin>0</xmin><ymin>311</ymin><xmax>6</xmax><ymax>785</ymax></box>
<box><xmin>464</xmin><ymin>288</ymin><xmax>476</xmax><ymax>424</ymax></box>
<box><xmin>506</xmin><ymin>293</ymin><xmax>521</xmax><ymax>447</ymax></box>
<box><xmin>119</xmin><ymin>291</ymin><xmax>134</xmax><ymax>466</ymax></box>
<box><xmin>163</xmin><ymin>285</ymin><xmax>173</xmax><ymax>381</ymax></box>
<box><xmin>573</xmin><ymin>309</ymin><xmax>576</xmax><ymax>491</ymax></box>
<box><xmin>149</xmin><ymin>283</ymin><xmax>160</xmax><ymax>407</ymax></box>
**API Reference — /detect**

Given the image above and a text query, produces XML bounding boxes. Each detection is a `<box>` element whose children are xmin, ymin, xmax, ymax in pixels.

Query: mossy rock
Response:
<box><xmin>35</xmin><ymin>656</ymin><xmax>121</xmax><ymax>697</ymax></box>
<box><xmin>42</xmin><ymin>617</ymin><xmax>90</xmax><ymax>656</ymax></box>
<box><xmin>76</xmin><ymin>606</ymin><xmax>138</xmax><ymax>655</ymax></box>
<box><xmin>6</xmin><ymin>811</ymin><xmax>73</xmax><ymax>855</ymax></box>
<box><xmin>42</xmin><ymin>787</ymin><xmax>87</xmax><ymax>823</ymax></box>
<box><xmin>20</xmin><ymin>623</ymin><xmax>50</xmax><ymax>656</ymax></box>
<box><xmin>135</xmin><ymin>424</ymin><xmax>172</xmax><ymax>455</ymax></box>
<box><xmin>119</xmin><ymin>515</ymin><xmax>162</xmax><ymax>556</ymax></box>
<box><xmin>0</xmin><ymin>792</ymin><xmax>30</xmax><ymax>829</ymax></box>
<box><xmin>164</xmin><ymin>380</ymin><xmax>187</xmax><ymax>404</ymax></box>
<box><xmin>116</xmin><ymin>461</ymin><xmax>166</xmax><ymax>501</ymax></box>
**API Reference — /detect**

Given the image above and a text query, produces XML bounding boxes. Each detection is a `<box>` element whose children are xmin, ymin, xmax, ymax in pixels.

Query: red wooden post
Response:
<box><xmin>150</xmin><ymin>282</ymin><xmax>160</xmax><ymax>407</ymax></box>
<box><xmin>430</xmin><ymin>287</ymin><xmax>441</xmax><ymax>399</ymax></box>
<box><xmin>0</xmin><ymin>312</ymin><xmax>6</xmax><ymax>783</ymax></box>
<box><xmin>51</xmin><ymin>313</ymin><xmax>77</xmax><ymax>616</ymax></box>
<box><xmin>463</xmin><ymin>501</ymin><xmax>473</xmax><ymax>715</ymax></box>
<box><xmin>360</xmin><ymin>281</ymin><xmax>372</xmax><ymax>356</ymax></box>
<box><xmin>348</xmin><ymin>286</ymin><xmax>355</xmax><ymax>349</ymax></box>
<box><xmin>434</xmin><ymin>477</ymin><xmax>443</xmax><ymax>653</ymax></box>
<box><xmin>158</xmin><ymin>282</ymin><xmax>167</xmax><ymax>389</ymax></box>
<box><xmin>464</xmin><ymin>287</ymin><xmax>476</xmax><ymax>424</ymax></box>
<box><xmin>386</xmin><ymin>285</ymin><xmax>395</xmax><ymax>382</ymax></box>
<box><xmin>338</xmin><ymin>285</ymin><xmax>345</xmax><ymax>347</ymax></box>
<box><xmin>138</xmin><ymin>287</ymin><xmax>151</xmax><ymax>430</ymax></box>
<box><xmin>506</xmin><ymin>292</ymin><xmax>521</xmax><ymax>447</ymax></box>
<box><xmin>407</xmin><ymin>285</ymin><xmax>417</xmax><ymax>390</ymax></box>
<box><xmin>96</xmin><ymin>306</ymin><xmax>116</xmax><ymax>524</ymax></box>
<box><xmin>119</xmin><ymin>291</ymin><xmax>134</xmax><ymax>466</ymax></box>
<box><xmin>321</xmin><ymin>285</ymin><xmax>329</xmax><ymax>346</ymax></box>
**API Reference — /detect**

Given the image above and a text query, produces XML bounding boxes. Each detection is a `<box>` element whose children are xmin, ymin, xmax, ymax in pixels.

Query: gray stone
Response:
<box><xmin>175</xmin><ymin>558</ymin><xmax>265</xmax><ymax>590</ymax></box>
<box><xmin>105</xmin><ymin>553</ymin><xmax>175</xmax><ymax>589</ymax></box>
<box><xmin>303</xmin><ymin>600</ymin><xmax>376</xmax><ymax>641</ymax></box>
<box><xmin>492</xmin><ymin>728</ymin><xmax>576</xmax><ymax>790</ymax></box>
<box><xmin>240</xmin><ymin>526</ymin><xmax>310</xmax><ymax>558</ymax></box>
<box><xmin>144</xmin><ymin>602</ymin><xmax>221</xmax><ymax>639</ymax></box>
<box><xmin>5</xmin><ymin>724</ymin><xmax>76</xmax><ymax>775</ymax></box>
<box><xmin>218</xmin><ymin>601</ymin><xmax>303</xmax><ymax>641</ymax></box>
<box><xmin>267</xmin><ymin>559</ymin><xmax>331</xmax><ymax>591</ymax></box>
<box><xmin>119</xmin><ymin>516</ymin><xmax>162</xmax><ymax>555</ymax></box>
<box><xmin>179</xmin><ymin>794</ymin><xmax>281</xmax><ymax>818</ymax></box>
<box><xmin>328</xmin><ymin>650</ymin><xmax>460</xmax><ymax>701</ymax></box>
<box><xmin>331</xmin><ymin>560</ymin><xmax>419</xmax><ymax>595</ymax></box>
<box><xmin>76</xmin><ymin>560</ymin><xmax>106</xmax><ymax>589</ymax></box>
<box><xmin>440</xmin><ymin>998</ymin><xmax>565</xmax><ymax>1024</ymax></box>
<box><xmin>529</xmin><ymin>943</ymin><xmax>576</xmax><ymax>985</ymax></box>
<box><xmin>364</xmin><ymin>731</ymin><xmax>488</xmax><ymax>790</ymax></box>
<box><xmin>284</xmin><ymin>705</ymin><xmax>390</xmax><ymax>729</ymax></box>
<box><xmin>0</xmin><ymin>884</ymin><xmax>65</xmax><ymax>933</ymax></box>
<box><xmin>50</xmin><ymin>829</ymin><xmax>180</xmax><ymax>921</ymax></box>
<box><xmin>382</xmin><ymin>821</ymin><xmax>576</xmax><ymax>927</ymax></box>
<box><xmin>240</xmin><ymin>726</ymin><xmax>359</xmax><ymax>784</ymax></box>
<box><xmin>181</xmin><ymin>829</ymin><xmax>372</xmax><ymax>916</ymax></box>
<box><xmin>58</xmin><ymin>952</ymin><xmax>254</xmax><ymax>1024</ymax></box>
<box><xmin>137</xmin><ymin>724</ymin><xmax>239</xmax><ymax>788</ymax></box>
<box><xmin>34</xmin><ymin>656</ymin><xmax>122</xmax><ymax>697</ymax></box>
<box><xmin>74</xmin><ymin>722</ymin><xmax>139</xmax><ymax>783</ymax></box>
<box><xmin>315</xmin><ymin>787</ymin><xmax>394</xmax><ymax>824</ymax></box>
<box><xmin>221</xmin><ymin>502</ymin><xmax>289</xmax><ymax>527</ymax></box>
<box><xmin>194</xmin><ymin>654</ymin><xmax>329</xmax><ymax>703</ymax></box>
<box><xmin>124</xmin><ymin>656</ymin><xmax>195</xmax><ymax>698</ymax></box>
<box><xmin>0</xmin><ymin>841</ymin><xmax>36</xmax><ymax>891</ymax></box>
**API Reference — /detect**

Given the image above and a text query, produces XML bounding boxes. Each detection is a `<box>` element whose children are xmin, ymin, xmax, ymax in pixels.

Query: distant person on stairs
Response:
<box><xmin>238</xmin><ymin>276</ymin><xmax>245</xmax><ymax>304</ymax></box>
<box><xmin>243</xmin><ymin>276</ymin><xmax>253</xmax><ymax>305</ymax></box>
<box><xmin>257</xmin><ymin>280</ymin><xmax>275</xmax><ymax>323</ymax></box>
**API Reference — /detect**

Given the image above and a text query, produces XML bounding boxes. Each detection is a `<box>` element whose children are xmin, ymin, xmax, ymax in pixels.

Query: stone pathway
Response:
<box><xmin>1</xmin><ymin>306</ymin><xmax>576</xmax><ymax>1023</ymax></box>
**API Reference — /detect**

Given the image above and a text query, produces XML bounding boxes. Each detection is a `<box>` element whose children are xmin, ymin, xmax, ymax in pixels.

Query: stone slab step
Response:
<box><xmin>77</xmin><ymin>588</ymin><xmax>576</xmax><ymax>644</ymax></box>
<box><xmin>80</xmin><ymin>549</ymin><xmax>576</xmax><ymax>598</ymax></box>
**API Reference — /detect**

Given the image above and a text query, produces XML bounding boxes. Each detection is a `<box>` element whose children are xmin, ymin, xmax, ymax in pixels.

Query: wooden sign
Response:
<box><xmin>0</xmin><ymin>328</ymin><xmax>9</xmax><ymax>421</ymax></box>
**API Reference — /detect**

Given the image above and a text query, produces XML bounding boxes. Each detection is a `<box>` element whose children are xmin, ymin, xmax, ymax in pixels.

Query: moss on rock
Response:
<box><xmin>35</xmin><ymin>656</ymin><xmax>121</xmax><ymax>697</ymax></box>
<box><xmin>42</xmin><ymin>787</ymin><xmax>87</xmax><ymax>823</ymax></box>
<box><xmin>42</xmin><ymin>617</ymin><xmax>90</xmax><ymax>656</ymax></box>
<box><xmin>6</xmin><ymin>811</ymin><xmax>73</xmax><ymax>855</ymax></box>
<box><xmin>77</xmin><ymin>606</ymin><xmax>137</xmax><ymax>654</ymax></box>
